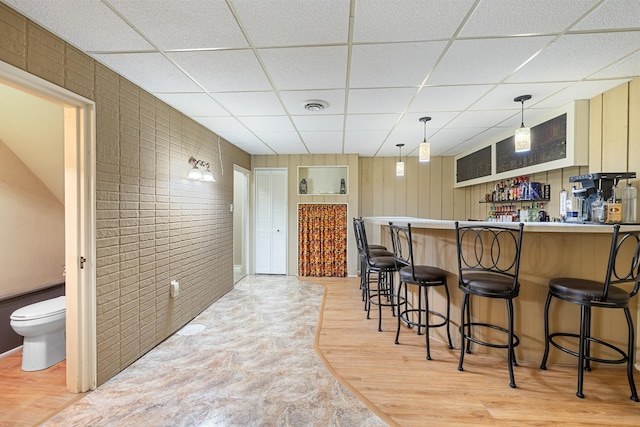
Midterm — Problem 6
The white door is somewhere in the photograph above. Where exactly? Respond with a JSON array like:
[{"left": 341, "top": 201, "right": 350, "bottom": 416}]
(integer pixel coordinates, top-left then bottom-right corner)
[{"left": 255, "top": 168, "right": 287, "bottom": 274}]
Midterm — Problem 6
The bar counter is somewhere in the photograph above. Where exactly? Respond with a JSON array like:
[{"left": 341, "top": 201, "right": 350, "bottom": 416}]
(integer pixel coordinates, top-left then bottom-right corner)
[{"left": 364, "top": 217, "right": 640, "bottom": 369}]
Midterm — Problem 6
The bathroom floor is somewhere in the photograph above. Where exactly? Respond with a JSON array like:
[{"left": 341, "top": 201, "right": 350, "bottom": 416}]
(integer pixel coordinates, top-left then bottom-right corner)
[{"left": 0, "top": 352, "right": 83, "bottom": 426}]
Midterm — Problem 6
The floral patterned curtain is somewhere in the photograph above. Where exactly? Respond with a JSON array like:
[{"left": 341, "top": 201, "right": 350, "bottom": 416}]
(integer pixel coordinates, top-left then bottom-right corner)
[{"left": 298, "top": 204, "right": 348, "bottom": 277}]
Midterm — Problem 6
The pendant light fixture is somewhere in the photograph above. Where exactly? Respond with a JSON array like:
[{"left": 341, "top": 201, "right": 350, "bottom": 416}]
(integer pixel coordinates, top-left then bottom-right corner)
[
  {"left": 514, "top": 94, "right": 532, "bottom": 153},
  {"left": 418, "top": 116, "right": 431, "bottom": 162},
  {"left": 396, "top": 143, "right": 405, "bottom": 177}
]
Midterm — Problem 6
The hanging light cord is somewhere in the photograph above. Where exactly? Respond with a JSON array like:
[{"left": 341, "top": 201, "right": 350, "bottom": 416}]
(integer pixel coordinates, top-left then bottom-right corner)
[
  {"left": 423, "top": 120, "right": 427, "bottom": 143},
  {"left": 520, "top": 100, "right": 525, "bottom": 128}
]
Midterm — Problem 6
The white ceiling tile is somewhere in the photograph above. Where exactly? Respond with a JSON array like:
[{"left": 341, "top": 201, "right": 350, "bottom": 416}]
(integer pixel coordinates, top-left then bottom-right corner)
[
  {"left": 447, "top": 110, "right": 516, "bottom": 128},
  {"left": 410, "top": 85, "right": 494, "bottom": 112},
  {"left": 192, "top": 117, "right": 246, "bottom": 133},
  {"left": 237, "top": 116, "right": 295, "bottom": 132},
  {"left": 394, "top": 112, "right": 462, "bottom": 132},
  {"left": 344, "top": 130, "right": 391, "bottom": 153},
  {"left": 168, "top": 50, "right": 271, "bottom": 92},
  {"left": 231, "top": 141, "right": 275, "bottom": 155},
  {"left": 231, "top": 0, "right": 350, "bottom": 46},
  {"left": 346, "top": 114, "right": 402, "bottom": 131},
  {"left": 428, "top": 37, "right": 555, "bottom": 85},
  {"left": 507, "top": 32, "right": 640, "bottom": 83},
  {"left": 291, "top": 116, "right": 344, "bottom": 132},
  {"left": 300, "top": 132, "right": 344, "bottom": 145},
  {"left": 353, "top": 0, "right": 476, "bottom": 42},
  {"left": 459, "top": 0, "right": 600, "bottom": 37},
  {"left": 258, "top": 46, "right": 348, "bottom": 90},
  {"left": 215, "top": 130, "right": 260, "bottom": 143},
  {"left": 589, "top": 50, "right": 640, "bottom": 80},
  {"left": 153, "top": 93, "right": 229, "bottom": 117},
  {"left": 212, "top": 92, "right": 286, "bottom": 116},
  {"left": 3, "top": 0, "right": 153, "bottom": 51},
  {"left": 265, "top": 139, "right": 309, "bottom": 155},
  {"left": 108, "top": 0, "right": 248, "bottom": 50},
  {"left": 572, "top": 0, "right": 640, "bottom": 31},
  {"left": 536, "top": 80, "right": 631, "bottom": 109},
  {"left": 279, "top": 90, "right": 346, "bottom": 115},
  {"left": 307, "top": 143, "right": 345, "bottom": 154},
  {"left": 255, "top": 131, "right": 302, "bottom": 146},
  {"left": 350, "top": 41, "right": 447, "bottom": 88},
  {"left": 469, "top": 82, "right": 572, "bottom": 110},
  {"left": 94, "top": 53, "right": 202, "bottom": 92},
  {"left": 347, "top": 88, "right": 418, "bottom": 114}
]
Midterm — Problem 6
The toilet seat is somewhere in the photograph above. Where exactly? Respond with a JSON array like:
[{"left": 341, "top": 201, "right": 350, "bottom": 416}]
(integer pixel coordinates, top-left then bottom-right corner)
[{"left": 10, "top": 296, "right": 65, "bottom": 321}]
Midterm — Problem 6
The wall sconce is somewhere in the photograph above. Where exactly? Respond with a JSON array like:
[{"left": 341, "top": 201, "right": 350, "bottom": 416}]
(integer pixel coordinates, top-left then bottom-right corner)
[
  {"left": 396, "top": 143, "right": 405, "bottom": 177},
  {"left": 418, "top": 116, "right": 431, "bottom": 162},
  {"left": 188, "top": 156, "right": 215, "bottom": 182},
  {"left": 514, "top": 94, "right": 532, "bottom": 153}
]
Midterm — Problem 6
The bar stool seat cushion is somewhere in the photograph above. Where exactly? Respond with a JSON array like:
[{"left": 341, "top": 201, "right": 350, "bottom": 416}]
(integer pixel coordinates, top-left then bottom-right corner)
[
  {"left": 369, "top": 244, "right": 387, "bottom": 250},
  {"left": 399, "top": 265, "right": 447, "bottom": 282},
  {"left": 368, "top": 256, "right": 397, "bottom": 269},
  {"left": 549, "top": 278, "right": 630, "bottom": 305},
  {"left": 461, "top": 272, "right": 519, "bottom": 296},
  {"left": 370, "top": 248, "right": 394, "bottom": 257}
]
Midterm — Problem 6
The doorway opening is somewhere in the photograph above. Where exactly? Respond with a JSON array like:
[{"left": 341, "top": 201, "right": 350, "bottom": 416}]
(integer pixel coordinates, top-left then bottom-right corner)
[
  {"left": 0, "top": 61, "right": 96, "bottom": 393},
  {"left": 233, "top": 166, "right": 250, "bottom": 283}
]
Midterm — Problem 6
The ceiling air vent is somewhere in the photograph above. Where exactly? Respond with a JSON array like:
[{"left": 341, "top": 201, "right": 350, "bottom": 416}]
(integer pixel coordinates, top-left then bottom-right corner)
[{"left": 303, "top": 100, "right": 329, "bottom": 111}]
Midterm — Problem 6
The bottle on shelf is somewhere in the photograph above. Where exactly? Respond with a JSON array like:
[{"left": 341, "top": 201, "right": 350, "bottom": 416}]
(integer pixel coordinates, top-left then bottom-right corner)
[
  {"left": 622, "top": 182, "right": 637, "bottom": 223},
  {"left": 606, "top": 183, "right": 622, "bottom": 223},
  {"left": 559, "top": 188, "right": 568, "bottom": 222},
  {"left": 591, "top": 189, "right": 606, "bottom": 223},
  {"left": 566, "top": 186, "right": 582, "bottom": 222}
]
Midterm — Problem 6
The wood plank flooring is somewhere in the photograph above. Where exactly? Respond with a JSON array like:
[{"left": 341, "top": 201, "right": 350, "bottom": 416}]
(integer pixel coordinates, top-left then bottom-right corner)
[
  {"left": 310, "top": 276, "right": 640, "bottom": 426},
  {"left": 0, "top": 352, "right": 84, "bottom": 427}
]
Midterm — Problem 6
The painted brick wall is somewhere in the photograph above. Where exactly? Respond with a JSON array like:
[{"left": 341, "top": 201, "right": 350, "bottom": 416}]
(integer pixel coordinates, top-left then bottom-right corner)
[{"left": 0, "top": 4, "right": 251, "bottom": 385}]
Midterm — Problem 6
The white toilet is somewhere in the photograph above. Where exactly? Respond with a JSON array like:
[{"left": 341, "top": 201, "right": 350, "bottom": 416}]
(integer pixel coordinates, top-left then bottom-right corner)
[{"left": 10, "top": 296, "right": 66, "bottom": 371}]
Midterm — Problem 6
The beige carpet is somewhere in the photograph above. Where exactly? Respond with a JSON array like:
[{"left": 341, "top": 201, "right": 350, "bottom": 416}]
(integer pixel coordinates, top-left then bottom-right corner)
[{"left": 42, "top": 275, "right": 386, "bottom": 426}]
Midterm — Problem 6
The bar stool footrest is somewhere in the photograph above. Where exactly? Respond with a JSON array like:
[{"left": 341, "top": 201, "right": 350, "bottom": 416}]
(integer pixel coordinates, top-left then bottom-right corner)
[
  {"left": 399, "top": 308, "right": 448, "bottom": 331},
  {"left": 460, "top": 322, "right": 520, "bottom": 350},
  {"left": 548, "top": 332, "right": 628, "bottom": 365}
]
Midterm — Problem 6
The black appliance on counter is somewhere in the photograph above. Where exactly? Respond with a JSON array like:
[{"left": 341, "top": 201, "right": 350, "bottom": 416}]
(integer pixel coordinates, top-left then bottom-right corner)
[{"left": 569, "top": 172, "right": 636, "bottom": 221}]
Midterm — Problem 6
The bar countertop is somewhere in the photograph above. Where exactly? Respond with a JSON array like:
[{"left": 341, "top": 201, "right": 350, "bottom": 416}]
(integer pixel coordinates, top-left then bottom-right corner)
[{"left": 364, "top": 216, "right": 640, "bottom": 233}]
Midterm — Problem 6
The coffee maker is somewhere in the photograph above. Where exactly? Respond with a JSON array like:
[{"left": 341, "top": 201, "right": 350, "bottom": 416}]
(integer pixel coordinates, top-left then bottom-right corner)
[{"left": 569, "top": 172, "right": 636, "bottom": 221}]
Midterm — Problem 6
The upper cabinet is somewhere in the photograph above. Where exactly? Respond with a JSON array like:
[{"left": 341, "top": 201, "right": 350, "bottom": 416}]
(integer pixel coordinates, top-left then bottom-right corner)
[
  {"left": 454, "top": 100, "right": 589, "bottom": 188},
  {"left": 297, "top": 166, "right": 348, "bottom": 195}
]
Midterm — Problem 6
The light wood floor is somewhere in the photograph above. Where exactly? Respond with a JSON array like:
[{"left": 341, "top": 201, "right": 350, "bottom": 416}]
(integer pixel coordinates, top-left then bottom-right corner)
[
  {"left": 0, "top": 352, "right": 84, "bottom": 426},
  {"left": 310, "top": 276, "right": 640, "bottom": 426},
  {"left": 2, "top": 275, "right": 639, "bottom": 426}
]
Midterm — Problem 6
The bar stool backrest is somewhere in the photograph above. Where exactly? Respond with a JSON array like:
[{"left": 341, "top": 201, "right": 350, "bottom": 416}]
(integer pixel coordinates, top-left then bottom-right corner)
[
  {"left": 454, "top": 222, "right": 525, "bottom": 293},
  {"left": 389, "top": 223, "right": 415, "bottom": 277},
  {"left": 354, "top": 218, "right": 373, "bottom": 264},
  {"left": 602, "top": 224, "right": 640, "bottom": 300}
]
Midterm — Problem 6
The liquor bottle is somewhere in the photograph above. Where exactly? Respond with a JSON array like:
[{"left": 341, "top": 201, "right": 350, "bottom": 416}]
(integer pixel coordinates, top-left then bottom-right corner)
[
  {"left": 622, "top": 183, "right": 637, "bottom": 223},
  {"left": 559, "top": 188, "right": 568, "bottom": 222},
  {"left": 590, "top": 189, "right": 606, "bottom": 223},
  {"left": 606, "top": 183, "right": 622, "bottom": 223}
]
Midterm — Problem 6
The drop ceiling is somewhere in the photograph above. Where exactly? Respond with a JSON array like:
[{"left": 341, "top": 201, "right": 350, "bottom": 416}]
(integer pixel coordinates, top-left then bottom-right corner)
[{"left": 4, "top": 0, "right": 639, "bottom": 157}]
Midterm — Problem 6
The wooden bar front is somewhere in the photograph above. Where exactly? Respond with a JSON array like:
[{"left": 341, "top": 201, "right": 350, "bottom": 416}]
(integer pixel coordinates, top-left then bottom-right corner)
[{"left": 365, "top": 217, "right": 640, "bottom": 368}]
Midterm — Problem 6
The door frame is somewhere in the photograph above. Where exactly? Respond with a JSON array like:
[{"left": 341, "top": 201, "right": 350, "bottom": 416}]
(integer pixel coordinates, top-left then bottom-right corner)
[
  {"left": 0, "top": 61, "right": 97, "bottom": 393},
  {"left": 233, "top": 165, "right": 250, "bottom": 282}
]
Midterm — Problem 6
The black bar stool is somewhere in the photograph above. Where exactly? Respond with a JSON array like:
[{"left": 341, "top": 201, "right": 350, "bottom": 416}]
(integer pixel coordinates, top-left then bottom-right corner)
[
  {"left": 354, "top": 218, "right": 401, "bottom": 332},
  {"left": 454, "top": 222, "right": 524, "bottom": 388},
  {"left": 540, "top": 224, "right": 640, "bottom": 401},
  {"left": 389, "top": 223, "right": 452, "bottom": 360},
  {"left": 353, "top": 218, "right": 390, "bottom": 303}
]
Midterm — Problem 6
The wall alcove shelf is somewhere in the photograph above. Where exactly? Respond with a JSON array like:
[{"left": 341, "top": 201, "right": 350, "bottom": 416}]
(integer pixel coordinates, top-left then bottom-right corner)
[{"left": 480, "top": 199, "right": 550, "bottom": 204}]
